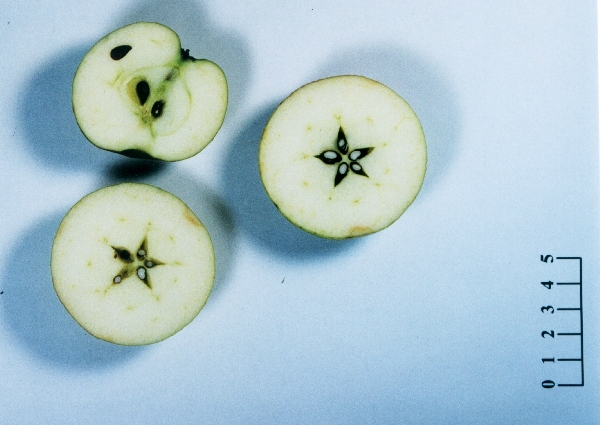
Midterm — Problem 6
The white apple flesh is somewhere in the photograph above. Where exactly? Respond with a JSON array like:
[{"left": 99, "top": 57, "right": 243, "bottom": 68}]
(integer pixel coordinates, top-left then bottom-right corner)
[
  {"left": 51, "top": 183, "right": 215, "bottom": 345},
  {"left": 259, "top": 75, "right": 427, "bottom": 239},
  {"left": 73, "top": 22, "right": 228, "bottom": 161}
]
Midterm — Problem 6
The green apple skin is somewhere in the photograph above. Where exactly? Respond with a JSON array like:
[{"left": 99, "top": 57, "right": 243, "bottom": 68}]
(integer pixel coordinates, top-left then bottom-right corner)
[
  {"left": 51, "top": 183, "right": 215, "bottom": 345},
  {"left": 259, "top": 75, "right": 427, "bottom": 239},
  {"left": 72, "top": 22, "right": 228, "bottom": 161}
]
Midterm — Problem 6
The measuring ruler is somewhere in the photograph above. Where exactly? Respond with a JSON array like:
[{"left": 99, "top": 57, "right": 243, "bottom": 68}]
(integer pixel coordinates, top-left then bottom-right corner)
[{"left": 539, "top": 256, "right": 584, "bottom": 388}]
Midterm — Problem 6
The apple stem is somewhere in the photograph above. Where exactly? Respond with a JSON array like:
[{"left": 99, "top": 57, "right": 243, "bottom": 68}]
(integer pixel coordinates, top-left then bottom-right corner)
[{"left": 181, "top": 48, "right": 196, "bottom": 61}]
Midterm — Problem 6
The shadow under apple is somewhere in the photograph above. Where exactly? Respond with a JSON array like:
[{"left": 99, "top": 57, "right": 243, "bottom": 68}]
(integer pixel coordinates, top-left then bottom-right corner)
[
  {"left": 220, "top": 103, "right": 359, "bottom": 259},
  {"left": 313, "top": 45, "right": 462, "bottom": 198},
  {"left": 103, "top": 161, "right": 237, "bottom": 301},
  {"left": 1, "top": 214, "right": 144, "bottom": 369},
  {"left": 18, "top": 45, "right": 117, "bottom": 172}
]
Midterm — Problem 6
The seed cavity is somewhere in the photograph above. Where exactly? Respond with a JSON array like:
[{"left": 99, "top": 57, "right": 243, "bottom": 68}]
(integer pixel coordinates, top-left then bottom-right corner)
[
  {"left": 316, "top": 127, "right": 374, "bottom": 187},
  {"left": 315, "top": 150, "right": 341, "bottom": 165},
  {"left": 110, "top": 45, "right": 132, "bottom": 60},
  {"left": 136, "top": 81, "right": 150, "bottom": 105},
  {"left": 151, "top": 100, "right": 165, "bottom": 118},
  {"left": 335, "top": 162, "right": 349, "bottom": 186},
  {"left": 110, "top": 238, "right": 162, "bottom": 289},
  {"left": 350, "top": 162, "right": 368, "bottom": 177},
  {"left": 113, "top": 247, "right": 133, "bottom": 263},
  {"left": 337, "top": 128, "right": 349, "bottom": 154}
]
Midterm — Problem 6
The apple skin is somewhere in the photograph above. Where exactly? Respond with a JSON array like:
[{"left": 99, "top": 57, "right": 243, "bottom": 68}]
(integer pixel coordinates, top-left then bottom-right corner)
[
  {"left": 259, "top": 75, "right": 427, "bottom": 239},
  {"left": 72, "top": 22, "right": 228, "bottom": 162},
  {"left": 50, "top": 183, "right": 215, "bottom": 345}
]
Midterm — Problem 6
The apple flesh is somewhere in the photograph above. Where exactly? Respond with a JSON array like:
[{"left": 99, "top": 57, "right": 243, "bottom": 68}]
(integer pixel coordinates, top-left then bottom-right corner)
[
  {"left": 259, "top": 75, "right": 427, "bottom": 239},
  {"left": 51, "top": 183, "right": 215, "bottom": 345},
  {"left": 73, "top": 22, "right": 228, "bottom": 161}
]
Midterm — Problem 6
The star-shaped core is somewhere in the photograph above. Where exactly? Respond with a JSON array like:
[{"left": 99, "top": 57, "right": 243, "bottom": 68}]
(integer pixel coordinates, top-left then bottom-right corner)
[
  {"left": 315, "top": 127, "right": 374, "bottom": 187},
  {"left": 111, "top": 238, "right": 164, "bottom": 289}
]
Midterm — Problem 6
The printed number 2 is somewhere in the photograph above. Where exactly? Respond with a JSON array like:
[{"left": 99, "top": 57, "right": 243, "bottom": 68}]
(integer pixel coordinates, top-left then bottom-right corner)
[{"left": 541, "top": 255, "right": 554, "bottom": 263}]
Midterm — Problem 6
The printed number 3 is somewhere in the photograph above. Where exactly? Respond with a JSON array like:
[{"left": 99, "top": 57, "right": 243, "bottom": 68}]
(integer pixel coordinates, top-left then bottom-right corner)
[{"left": 541, "top": 306, "right": 554, "bottom": 314}]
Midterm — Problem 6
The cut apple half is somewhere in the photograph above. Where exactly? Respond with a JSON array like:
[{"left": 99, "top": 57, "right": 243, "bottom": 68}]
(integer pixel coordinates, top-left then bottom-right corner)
[
  {"left": 73, "top": 22, "right": 228, "bottom": 161},
  {"left": 259, "top": 75, "right": 427, "bottom": 239},
  {"left": 51, "top": 183, "right": 215, "bottom": 345}
]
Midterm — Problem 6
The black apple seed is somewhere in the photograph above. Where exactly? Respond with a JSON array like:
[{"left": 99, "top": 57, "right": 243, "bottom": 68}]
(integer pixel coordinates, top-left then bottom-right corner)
[
  {"left": 151, "top": 100, "right": 165, "bottom": 118},
  {"left": 110, "top": 45, "right": 132, "bottom": 60},
  {"left": 136, "top": 81, "right": 150, "bottom": 105}
]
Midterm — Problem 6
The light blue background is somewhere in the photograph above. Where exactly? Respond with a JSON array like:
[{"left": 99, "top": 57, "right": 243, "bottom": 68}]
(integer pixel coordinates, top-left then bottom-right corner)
[{"left": 0, "top": 1, "right": 598, "bottom": 423}]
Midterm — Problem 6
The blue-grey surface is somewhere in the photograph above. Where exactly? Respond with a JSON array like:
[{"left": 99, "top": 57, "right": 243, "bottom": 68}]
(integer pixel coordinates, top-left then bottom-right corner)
[{"left": 0, "top": 1, "right": 598, "bottom": 423}]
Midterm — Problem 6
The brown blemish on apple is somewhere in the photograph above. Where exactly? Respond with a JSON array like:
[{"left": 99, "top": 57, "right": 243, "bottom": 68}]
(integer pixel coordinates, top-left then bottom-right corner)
[
  {"left": 183, "top": 209, "right": 200, "bottom": 227},
  {"left": 348, "top": 226, "right": 371, "bottom": 237}
]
